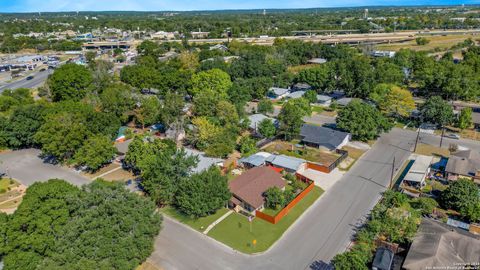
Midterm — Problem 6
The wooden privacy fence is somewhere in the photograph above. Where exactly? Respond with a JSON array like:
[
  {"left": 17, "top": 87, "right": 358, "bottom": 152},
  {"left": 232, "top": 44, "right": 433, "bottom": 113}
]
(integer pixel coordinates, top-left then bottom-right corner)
[{"left": 255, "top": 181, "right": 315, "bottom": 224}]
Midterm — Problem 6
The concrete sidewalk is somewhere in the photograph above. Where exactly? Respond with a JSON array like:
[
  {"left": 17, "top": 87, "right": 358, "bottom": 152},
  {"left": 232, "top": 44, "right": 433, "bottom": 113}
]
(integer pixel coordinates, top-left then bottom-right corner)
[{"left": 203, "top": 210, "right": 233, "bottom": 234}]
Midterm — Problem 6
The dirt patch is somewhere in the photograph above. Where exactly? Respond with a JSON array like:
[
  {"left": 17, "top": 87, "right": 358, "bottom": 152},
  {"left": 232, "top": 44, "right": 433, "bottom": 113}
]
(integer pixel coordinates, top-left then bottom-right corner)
[
  {"left": 82, "top": 163, "right": 121, "bottom": 179},
  {"left": 263, "top": 140, "right": 340, "bottom": 165},
  {"left": 100, "top": 168, "right": 135, "bottom": 182},
  {"left": 415, "top": 143, "right": 450, "bottom": 157}
]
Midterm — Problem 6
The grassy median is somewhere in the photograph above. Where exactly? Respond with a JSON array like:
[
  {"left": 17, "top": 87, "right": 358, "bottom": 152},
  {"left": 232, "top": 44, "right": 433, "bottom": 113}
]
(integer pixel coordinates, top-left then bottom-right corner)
[{"left": 207, "top": 186, "right": 323, "bottom": 254}]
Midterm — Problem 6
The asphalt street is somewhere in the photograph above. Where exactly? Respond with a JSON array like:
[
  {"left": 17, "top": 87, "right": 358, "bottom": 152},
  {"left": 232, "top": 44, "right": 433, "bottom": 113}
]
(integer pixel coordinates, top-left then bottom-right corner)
[
  {"left": 0, "top": 149, "right": 90, "bottom": 186},
  {"left": 0, "top": 69, "right": 52, "bottom": 93},
  {"left": 149, "top": 128, "right": 419, "bottom": 270}
]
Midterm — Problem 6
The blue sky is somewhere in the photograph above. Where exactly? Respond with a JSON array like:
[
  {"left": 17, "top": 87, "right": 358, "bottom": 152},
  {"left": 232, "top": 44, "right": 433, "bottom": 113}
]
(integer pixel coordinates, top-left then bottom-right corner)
[{"left": 0, "top": 0, "right": 478, "bottom": 12}]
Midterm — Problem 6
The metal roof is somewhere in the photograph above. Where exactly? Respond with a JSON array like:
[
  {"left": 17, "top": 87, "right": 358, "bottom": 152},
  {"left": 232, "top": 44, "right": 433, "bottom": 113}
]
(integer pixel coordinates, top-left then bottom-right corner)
[{"left": 266, "top": 154, "right": 305, "bottom": 172}]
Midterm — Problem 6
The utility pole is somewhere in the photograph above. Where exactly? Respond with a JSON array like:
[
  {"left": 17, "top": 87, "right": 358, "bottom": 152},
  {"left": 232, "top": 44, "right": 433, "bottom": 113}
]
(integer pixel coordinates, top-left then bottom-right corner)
[
  {"left": 439, "top": 127, "right": 445, "bottom": 148},
  {"left": 413, "top": 128, "right": 420, "bottom": 153},
  {"left": 390, "top": 156, "right": 396, "bottom": 189}
]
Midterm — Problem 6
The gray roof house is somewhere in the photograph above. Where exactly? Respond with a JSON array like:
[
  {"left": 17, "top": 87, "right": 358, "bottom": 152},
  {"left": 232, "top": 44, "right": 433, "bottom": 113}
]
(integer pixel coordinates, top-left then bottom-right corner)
[
  {"left": 286, "top": 91, "right": 306, "bottom": 99},
  {"left": 268, "top": 87, "right": 290, "bottom": 99},
  {"left": 315, "top": 95, "right": 332, "bottom": 106},
  {"left": 184, "top": 148, "right": 224, "bottom": 173},
  {"left": 403, "top": 218, "right": 480, "bottom": 270},
  {"left": 336, "top": 97, "right": 354, "bottom": 107},
  {"left": 445, "top": 150, "right": 480, "bottom": 181},
  {"left": 247, "top": 114, "right": 278, "bottom": 132},
  {"left": 239, "top": 152, "right": 272, "bottom": 168},
  {"left": 292, "top": 83, "right": 312, "bottom": 91},
  {"left": 300, "top": 124, "right": 351, "bottom": 151},
  {"left": 265, "top": 154, "right": 306, "bottom": 173}
]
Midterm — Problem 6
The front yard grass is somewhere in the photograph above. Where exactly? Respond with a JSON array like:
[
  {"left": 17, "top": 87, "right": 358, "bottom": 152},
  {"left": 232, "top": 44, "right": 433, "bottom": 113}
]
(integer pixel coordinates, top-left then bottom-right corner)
[
  {"left": 160, "top": 206, "right": 229, "bottom": 232},
  {"left": 207, "top": 186, "right": 323, "bottom": 254}
]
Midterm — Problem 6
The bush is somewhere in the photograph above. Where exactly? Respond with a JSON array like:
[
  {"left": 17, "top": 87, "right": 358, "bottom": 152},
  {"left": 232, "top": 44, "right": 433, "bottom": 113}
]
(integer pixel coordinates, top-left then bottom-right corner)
[
  {"left": 264, "top": 186, "right": 285, "bottom": 210},
  {"left": 411, "top": 197, "right": 438, "bottom": 215}
]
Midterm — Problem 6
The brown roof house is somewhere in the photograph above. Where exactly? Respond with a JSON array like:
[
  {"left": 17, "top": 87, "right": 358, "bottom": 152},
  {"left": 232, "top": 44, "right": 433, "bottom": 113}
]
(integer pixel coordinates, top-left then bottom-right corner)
[
  {"left": 403, "top": 218, "right": 480, "bottom": 270},
  {"left": 445, "top": 150, "right": 480, "bottom": 182},
  {"left": 229, "top": 167, "right": 286, "bottom": 214}
]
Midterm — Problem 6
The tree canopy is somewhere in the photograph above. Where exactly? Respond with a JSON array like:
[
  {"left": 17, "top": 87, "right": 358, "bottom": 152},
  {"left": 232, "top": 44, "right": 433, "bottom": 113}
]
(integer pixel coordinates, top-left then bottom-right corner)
[{"left": 337, "top": 100, "right": 392, "bottom": 141}]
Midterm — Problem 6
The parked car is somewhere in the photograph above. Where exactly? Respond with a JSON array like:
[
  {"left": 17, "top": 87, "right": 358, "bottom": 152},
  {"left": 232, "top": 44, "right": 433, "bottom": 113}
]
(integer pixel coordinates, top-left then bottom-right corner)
[
  {"left": 446, "top": 133, "right": 460, "bottom": 139},
  {"left": 26, "top": 75, "right": 34, "bottom": 80}
]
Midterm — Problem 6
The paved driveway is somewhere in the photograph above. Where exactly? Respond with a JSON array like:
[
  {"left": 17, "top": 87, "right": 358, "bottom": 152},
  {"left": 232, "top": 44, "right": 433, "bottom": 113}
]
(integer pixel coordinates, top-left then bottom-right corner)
[{"left": 0, "top": 149, "right": 90, "bottom": 186}]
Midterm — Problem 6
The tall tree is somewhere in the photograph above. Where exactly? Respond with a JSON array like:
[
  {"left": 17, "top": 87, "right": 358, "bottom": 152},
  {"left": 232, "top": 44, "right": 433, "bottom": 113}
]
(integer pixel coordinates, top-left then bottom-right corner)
[
  {"left": 73, "top": 135, "right": 116, "bottom": 171},
  {"left": 175, "top": 167, "right": 230, "bottom": 218},
  {"left": 39, "top": 181, "right": 162, "bottom": 270},
  {"left": 278, "top": 98, "right": 310, "bottom": 140},
  {"left": 421, "top": 96, "right": 454, "bottom": 127},
  {"left": 2, "top": 180, "right": 81, "bottom": 270},
  {"left": 370, "top": 84, "right": 415, "bottom": 117},
  {"left": 440, "top": 179, "right": 480, "bottom": 222},
  {"left": 141, "top": 148, "right": 198, "bottom": 205},
  {"left": 457, "top": 108, "right": 473, "bottom": 130},
  {"left": 48, "top": 63, "right": 93, "bottom": 101},
  {"left": 337, "top": 100, "right": 392, "bottom": 141}
]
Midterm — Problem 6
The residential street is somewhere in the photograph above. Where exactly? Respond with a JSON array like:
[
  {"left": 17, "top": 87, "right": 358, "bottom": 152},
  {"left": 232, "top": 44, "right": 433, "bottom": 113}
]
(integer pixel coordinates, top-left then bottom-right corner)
[
  {"left": 149, "top": 128, "right": 418, "bottom": 270},
  {"left": 0, "top": 149, "right": 90, "bottom": 186}
]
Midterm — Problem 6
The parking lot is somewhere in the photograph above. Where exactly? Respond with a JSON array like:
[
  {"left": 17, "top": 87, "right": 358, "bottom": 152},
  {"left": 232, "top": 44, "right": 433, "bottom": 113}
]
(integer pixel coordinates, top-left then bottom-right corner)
[{"left": 0, "top": 149, "right": 90, "bottom": 186}]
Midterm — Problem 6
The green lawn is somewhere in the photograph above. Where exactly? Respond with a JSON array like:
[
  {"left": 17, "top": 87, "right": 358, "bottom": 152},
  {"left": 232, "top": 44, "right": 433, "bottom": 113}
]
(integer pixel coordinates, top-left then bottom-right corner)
[
  {"left": 207, "top": 186, "right": 323, "bottom": 254},
  {"left": 311, "top": 106, "right": 324, "bottom": 114},
  {"left": 160, "top": 207, "right": 229, "bottom": 232},
  {"left": 0, "top": 178, "right": 17, "bottom": 193}
]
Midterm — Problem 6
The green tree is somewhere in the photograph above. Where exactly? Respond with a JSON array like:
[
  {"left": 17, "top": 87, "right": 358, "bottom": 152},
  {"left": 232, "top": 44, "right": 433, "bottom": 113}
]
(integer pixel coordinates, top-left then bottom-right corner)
[
  {"left": 190, "top": 68, "right": 232, "bottom": 98},
  {"left": 457, "top": 108, "right": 473, "bottom": 130},
  {"left": 257, "top": 99, "right": 274, "bottom": 114},
  {"left": 304, "top": 90, "right": 318, "bottom": 104},
  {"left": 258, "top": 118, "right": 276, "bottom": 138},
  {"left": 175, "top": 167, "right": 231, "bottom": 218},
  {"left": 34, "top": 111, "right": 91, "bottom": 161},
  {"left": 440, "top": 179, "right": 480, "bottom": 222},
  {"left": 337, "top": 100, "right": 392, "bottom": 141},
  {"left": 73, "top": 135, "right": 116, "bottom": 171},
  {"left": 124, "top": 136, "right": 176, "bottom": 172},
  {"left": 39, "top": 180, "right": 162, "bottom": 270},
  {"left": 100, "top": 83, "right": 135, "bottom": 122},
  {"left": 264, "top": 186, "right": 285, "bottom": 209},
  {"left": 278, "top": 99, "right": 310, "bottom": 140},
  {"left": 370, "top": 84, "right": 415, "bottom": 117},
  {"left": 2, "top": 180, "right": 81, "bottom": 270},
  {"left": 134, "top": 96, "right": 161, "bottom": 129},
  {"left": 411, "top": 197, "right": 439, "bottom": 215},
  {"left": 421, "top": 96, "right": 454, "bottom": 127},
  {"left": 48, "top": 63, "right": 93, "bottom": 102},
  {"left": 238, "top": 136, "right": 257, "bottom": 156},
  {"left": 141, "top": 148, "right": 198, "bottom": 205},
  {"left": 4, "top": 103, "right": 47, "bottom": 148},
  {"left": 296, "top": 65, "right": 333, "bottom": 91},
  {"left": 160, "top": 92, "right": 185, "bottom": 126}
]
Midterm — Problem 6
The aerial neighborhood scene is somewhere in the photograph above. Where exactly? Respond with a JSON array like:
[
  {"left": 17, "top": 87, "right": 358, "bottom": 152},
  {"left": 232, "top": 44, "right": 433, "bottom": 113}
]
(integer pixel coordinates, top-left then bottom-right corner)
[{"left": 1, "top": 0, "right": 480, "bottom": 269}]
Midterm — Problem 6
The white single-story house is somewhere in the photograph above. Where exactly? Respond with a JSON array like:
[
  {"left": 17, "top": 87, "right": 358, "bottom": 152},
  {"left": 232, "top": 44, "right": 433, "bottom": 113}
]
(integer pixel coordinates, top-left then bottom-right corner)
[{"left": 403, "top": 155, "right": 433, "bottom": 188}]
